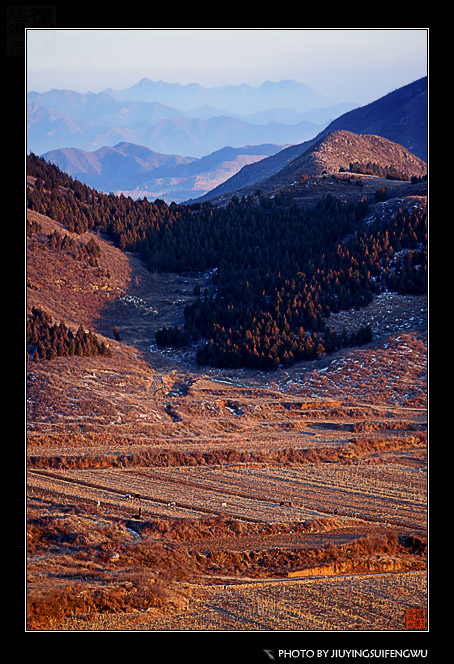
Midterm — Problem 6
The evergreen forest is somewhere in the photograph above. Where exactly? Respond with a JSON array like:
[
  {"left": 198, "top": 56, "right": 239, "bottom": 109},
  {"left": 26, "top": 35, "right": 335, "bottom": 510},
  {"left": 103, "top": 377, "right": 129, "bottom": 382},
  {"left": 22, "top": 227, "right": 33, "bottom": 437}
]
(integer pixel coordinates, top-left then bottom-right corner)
[
  {"left": 27, "top": 306, "right": 112, "bottom": 361},
  {"left": 27, "top": 153, "right": 427, "bottom": 370}
]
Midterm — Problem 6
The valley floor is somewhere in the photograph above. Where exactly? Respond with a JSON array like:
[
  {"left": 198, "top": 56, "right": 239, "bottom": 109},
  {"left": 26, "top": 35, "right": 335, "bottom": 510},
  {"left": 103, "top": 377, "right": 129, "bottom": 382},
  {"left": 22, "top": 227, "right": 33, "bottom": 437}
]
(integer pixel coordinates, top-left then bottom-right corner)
[{"left": 26, "top": 321, "right": 428, "bottom": 632}]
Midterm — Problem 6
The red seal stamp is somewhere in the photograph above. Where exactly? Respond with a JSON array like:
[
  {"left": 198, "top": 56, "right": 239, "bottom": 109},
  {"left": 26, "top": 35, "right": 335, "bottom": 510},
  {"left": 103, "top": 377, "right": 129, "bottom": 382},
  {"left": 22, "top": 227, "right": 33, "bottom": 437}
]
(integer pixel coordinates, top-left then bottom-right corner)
[{"left": 406, "top": 608, "right": 426, "bottom": 629}]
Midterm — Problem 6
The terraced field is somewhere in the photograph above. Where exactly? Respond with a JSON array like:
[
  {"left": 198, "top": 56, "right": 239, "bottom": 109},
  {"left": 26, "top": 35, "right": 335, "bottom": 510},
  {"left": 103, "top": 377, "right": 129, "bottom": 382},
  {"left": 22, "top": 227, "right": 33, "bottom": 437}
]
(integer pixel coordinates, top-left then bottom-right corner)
[
  {"left": 29, "top": 457, "right": 426, "bottom": 528},
  {"left": 26, "top": 203, "right": 428, "bottom": 633}
]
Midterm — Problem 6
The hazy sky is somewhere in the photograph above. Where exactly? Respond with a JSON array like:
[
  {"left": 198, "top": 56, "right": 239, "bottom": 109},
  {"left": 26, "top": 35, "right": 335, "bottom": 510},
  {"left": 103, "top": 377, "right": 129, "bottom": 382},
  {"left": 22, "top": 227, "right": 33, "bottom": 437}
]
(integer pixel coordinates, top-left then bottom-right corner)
[{"left": 26, "top": 28, "right": 428, "bottom": 106}]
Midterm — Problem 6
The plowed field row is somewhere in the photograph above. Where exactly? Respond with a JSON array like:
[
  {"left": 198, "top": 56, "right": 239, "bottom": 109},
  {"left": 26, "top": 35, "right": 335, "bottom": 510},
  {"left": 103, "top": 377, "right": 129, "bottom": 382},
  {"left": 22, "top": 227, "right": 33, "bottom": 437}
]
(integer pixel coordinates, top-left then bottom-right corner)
[
  {"left": 28, "top": 468, "right": 326, "bottom": 524},
  {"left": 130, "top": 463, "right": 427, "bottom": 529},
  {"left": 28, "top": 470, "right": 206, "bottom": 520},
  {"left": 28, "top": 455, "right": 427, "bottom": 530}
]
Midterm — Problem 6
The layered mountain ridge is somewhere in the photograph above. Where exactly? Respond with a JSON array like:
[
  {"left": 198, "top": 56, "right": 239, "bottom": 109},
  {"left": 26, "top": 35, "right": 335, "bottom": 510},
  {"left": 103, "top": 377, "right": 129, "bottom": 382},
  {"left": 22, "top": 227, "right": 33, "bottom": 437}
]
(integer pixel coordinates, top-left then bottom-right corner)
[
  {"left": 27, "top": 79, "right": 343, "bottom": 158},
  {"left": 28, "top": 76, "right": 427, "bottom": 204},
  {"left": 41, "top": 143, "right": 284, "bottom": 202},
  {"left": 195, "top": 77, "right": 427, "bottom": 203}
]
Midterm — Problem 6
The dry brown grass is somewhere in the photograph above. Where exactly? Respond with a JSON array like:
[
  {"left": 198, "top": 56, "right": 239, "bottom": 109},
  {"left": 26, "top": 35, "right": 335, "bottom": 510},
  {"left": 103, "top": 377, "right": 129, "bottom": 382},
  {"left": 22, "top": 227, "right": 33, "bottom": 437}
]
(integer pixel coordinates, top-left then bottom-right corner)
[
  {"left": 26, "top": 572, "right": 184, "bottom": 631},
  {"left": 27, "top": 493, "right": 426, "bottom": 631},
  {"left": 27, "top": 432, "right": 426, "bottom": 472},
  {"left": 26, "top": 197, "right": 428, "bottom": 632},
  {"left": 192, "top": 532, "right": 426, "bottom": 579}
]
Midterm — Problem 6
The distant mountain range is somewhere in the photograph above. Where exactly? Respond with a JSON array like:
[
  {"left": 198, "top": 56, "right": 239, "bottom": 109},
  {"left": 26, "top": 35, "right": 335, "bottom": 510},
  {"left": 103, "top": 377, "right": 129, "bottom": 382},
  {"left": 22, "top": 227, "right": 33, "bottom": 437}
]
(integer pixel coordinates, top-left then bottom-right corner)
[
  {"left": 102, "top": 78, "right": 333, "bottom": 114},
  {"left": 28, "top": 76, "right": 427, "bottom": 203},
  {"left": 195, "top": 77, "right": 428, "bottom": 202},
  {"left": 28, "top": 78, "right": 359, "bottom": 200},
  {"left": 27, "top": 79, "right": 354, "bottom": 158},
  {"left": 41, "top": 142, "right": 284, "bottom": 202},
  {"left": 27, "top": 80, "right": 353, "bottom": 129}
]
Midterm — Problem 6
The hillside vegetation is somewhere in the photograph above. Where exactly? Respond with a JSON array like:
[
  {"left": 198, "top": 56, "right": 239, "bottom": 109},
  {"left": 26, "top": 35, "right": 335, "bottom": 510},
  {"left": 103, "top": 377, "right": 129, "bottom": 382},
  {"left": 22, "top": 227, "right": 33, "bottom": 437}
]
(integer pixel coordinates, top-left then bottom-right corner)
[
  {"left": 27, "top": 132, "right": 427, "bottom": 371},
  {"left": 26, "top": 128, "right": 428, "bottom": 631}
]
